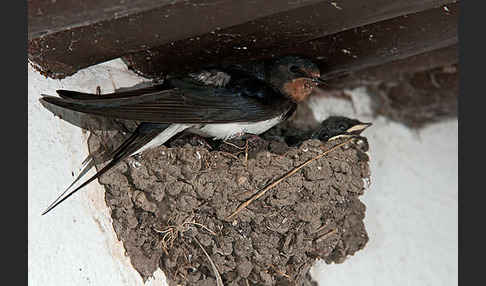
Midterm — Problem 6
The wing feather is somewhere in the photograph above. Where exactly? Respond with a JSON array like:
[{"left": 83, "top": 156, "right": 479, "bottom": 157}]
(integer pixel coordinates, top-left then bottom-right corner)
[{"left": 41, "top": 84, "right": 294, "bottom": 124}]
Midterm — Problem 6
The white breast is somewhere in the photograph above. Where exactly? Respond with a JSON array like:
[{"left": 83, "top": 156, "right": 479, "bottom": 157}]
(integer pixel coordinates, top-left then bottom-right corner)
[
  {"left": 189, "top": 116, "right": 283, "bottom": 140},
  {"left": 133, "top": 123, "right": 191, "bottom": 155},
  {"left": 132, "top": 115, "right": 283, "bottom": 156}
]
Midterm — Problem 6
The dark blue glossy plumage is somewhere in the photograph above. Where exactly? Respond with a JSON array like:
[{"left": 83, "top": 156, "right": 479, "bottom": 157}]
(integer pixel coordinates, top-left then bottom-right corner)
[{"left": 39, "top": 56, "right": 323, "bottom": 215}]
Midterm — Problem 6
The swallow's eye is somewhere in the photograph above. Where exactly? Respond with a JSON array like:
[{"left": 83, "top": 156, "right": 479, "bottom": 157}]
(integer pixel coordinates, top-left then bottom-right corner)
[{"left": 338, "top": 124, "right": 346, "bottom": 131}]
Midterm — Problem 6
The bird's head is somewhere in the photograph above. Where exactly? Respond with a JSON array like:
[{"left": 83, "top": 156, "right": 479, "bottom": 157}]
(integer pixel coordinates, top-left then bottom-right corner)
[
  {"left": 311, "top": 116, "right": 372, "bottom": 142},
  {"left": 269, "top": 56, "right": 323, "bottom": 102}
]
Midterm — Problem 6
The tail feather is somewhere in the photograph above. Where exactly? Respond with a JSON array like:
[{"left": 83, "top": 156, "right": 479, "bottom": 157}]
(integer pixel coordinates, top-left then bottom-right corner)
[
  {"left": 56, "top": 90, "right": 95, "bottom": 100},
  {"left": 41, "top": 123, "right": 166, "bottom": 215},
  {"left": 39, "top": 96, "right": 138, "bottom": 132},
  {"left": 43, "top": 158, "right": 96, "bottom": 214},
  {"left": 56, "top": 84, "right": 168, "bottom": 101}
]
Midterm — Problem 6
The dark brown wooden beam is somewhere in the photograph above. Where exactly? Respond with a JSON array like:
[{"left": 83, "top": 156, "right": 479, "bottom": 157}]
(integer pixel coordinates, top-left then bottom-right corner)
[
  {"left": 28, "top": 0, "right": 456, "bottom": 79},
  {"left": 28, "top": 0, "right": 324, "bottom": 77},
  {"left": 326, "top": 44, "right": 458, "bottom": 88},
  {"left": 310, "top": 3, "right": 458, "bottom": 80},
  {"left": 29, "top": 0, "right": 335, "bottom": 40},
  {"left": 123, "top": 3, "right": 458, "bottom": 79},
  {"left": 29, "top": 0, "right": 175, "bottom": 40}
]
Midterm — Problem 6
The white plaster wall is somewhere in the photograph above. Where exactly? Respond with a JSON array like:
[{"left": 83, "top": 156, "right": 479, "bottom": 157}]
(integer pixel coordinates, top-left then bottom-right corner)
[
  {"left": 28, "top": 60, "right": 457, "bottom": 285},
  {"left": 28, "top": 59, "right": 167, "bottom": 286}
]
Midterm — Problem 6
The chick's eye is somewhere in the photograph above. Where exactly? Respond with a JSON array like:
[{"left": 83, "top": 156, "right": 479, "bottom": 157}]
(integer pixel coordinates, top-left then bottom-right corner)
[
  {"left": 289, "top": 65, "right": 300, "bottom": 74},
  {"left": 338, "top": 124, "right": 346, "bottom": 131},
  {"left": 320, "top": 133, "right": 330, "bottom": 140}
]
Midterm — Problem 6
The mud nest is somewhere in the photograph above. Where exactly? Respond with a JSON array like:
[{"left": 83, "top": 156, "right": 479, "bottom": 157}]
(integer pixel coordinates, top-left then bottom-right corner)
[{"left": 88, "top": 130, "right": 371, "bottom": 286}]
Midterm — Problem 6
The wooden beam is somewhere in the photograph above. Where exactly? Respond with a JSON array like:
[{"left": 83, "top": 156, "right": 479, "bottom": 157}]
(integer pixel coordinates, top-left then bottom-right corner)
[
  {"left": 326, "top": 44, "right": 458, "bottom": 88},
  {"left": 123, "top": 3, "right": 458, "bottom": 79},
  {"left": 28, "top": 0, "right": 455, "bottom": 79}
]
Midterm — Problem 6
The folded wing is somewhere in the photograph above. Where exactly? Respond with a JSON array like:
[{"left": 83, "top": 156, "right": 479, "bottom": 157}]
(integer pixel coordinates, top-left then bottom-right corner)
[{"left": 40, "top": 81, "right": 292, "bottom": 124}]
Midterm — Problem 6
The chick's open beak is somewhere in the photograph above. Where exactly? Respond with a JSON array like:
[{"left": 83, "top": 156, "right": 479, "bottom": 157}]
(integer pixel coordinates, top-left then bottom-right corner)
[
  {"left": 346, "top": 122, "right": 373, "bottom": 134},
  {"left": 312, "top": 77, "right": 327, "bottom": 85},
  {"left": 293, "top": 68, "right": 325, "bottom": 86}
]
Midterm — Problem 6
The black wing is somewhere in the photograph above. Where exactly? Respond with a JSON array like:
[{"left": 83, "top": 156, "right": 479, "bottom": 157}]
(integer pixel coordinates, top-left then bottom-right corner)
[
  {"left": 40, "top": 78, "right": 293, "bottom": 124},
  {"left": 55, "top": 83, "right": 169, "bottom": 100},
  {"left": 40, "top": 84, "right": 171, "bottom": 131},
  {"left": 40, "top": 98, "right": 139, "bottom": 131}
]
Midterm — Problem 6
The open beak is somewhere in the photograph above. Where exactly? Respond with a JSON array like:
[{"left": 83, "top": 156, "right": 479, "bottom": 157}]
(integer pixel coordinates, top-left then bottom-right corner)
[
  {"left": 311, "top": 77, "right": 327, "bottom": 85},
  {"left": 328, "top": 122, "right": 372, "bottom": 141},
  {"left": 294, "top": 69, "right": 326, "bottom": 86},
  {"left": 346, "top": 122, "right": 372, "bottom": 135}
]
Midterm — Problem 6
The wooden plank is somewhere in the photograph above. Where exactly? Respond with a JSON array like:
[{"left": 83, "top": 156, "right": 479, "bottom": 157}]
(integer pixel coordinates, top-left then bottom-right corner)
[
  {"left": 28, "top": 0, "right": 324, "bottom": 77},
  {"left": 326, "top": 44, "right": 458, "bottom": 88},
  {"left": 123, "top": 3, "right": 458, "bottom": 79},
  {"left": 309, "top": 3, "right": 458, "bottom": 80},
  {"left": 28, "top": 0, "right": 455, "bottom": 79},
  {"left": 29, "top": 0, "right": 177, "bottom": 40}
]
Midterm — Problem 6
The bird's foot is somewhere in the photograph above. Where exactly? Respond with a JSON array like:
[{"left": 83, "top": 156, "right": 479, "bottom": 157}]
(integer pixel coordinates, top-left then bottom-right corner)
[
  {"left": 194, "top": 135, "right": 214, "bottom": 150},
  {"left": 221, "top": 138, "right": 249, "bottom": 165},
  {"left": 168, "top": 134, "right": 214, "bottom": 149},
  {"left": 246, "top": 134, "right": 265, "bottom": 144},
  {"left": 222, "top": 139, "right": 246, "bottom": 150}
]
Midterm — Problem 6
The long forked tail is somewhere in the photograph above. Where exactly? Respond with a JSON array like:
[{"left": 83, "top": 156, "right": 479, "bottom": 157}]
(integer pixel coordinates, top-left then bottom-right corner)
[
  {"left": 44, "top": 158, "right": 96, "bottom": 213},
  {"left": 41, "top": 123, "right": 166, "bottom": 215}
]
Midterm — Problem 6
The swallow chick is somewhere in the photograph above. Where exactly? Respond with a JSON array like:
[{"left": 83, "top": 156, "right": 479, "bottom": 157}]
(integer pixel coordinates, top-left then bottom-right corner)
[
  {"left": 286, "top": 116, "right": 372, "bottom": 146},
  {"left": 40, "top": 56, "right": 323, "bottom": 215},
  {"left": 311, "top": 116, "right": 372, "bottom": 141}
]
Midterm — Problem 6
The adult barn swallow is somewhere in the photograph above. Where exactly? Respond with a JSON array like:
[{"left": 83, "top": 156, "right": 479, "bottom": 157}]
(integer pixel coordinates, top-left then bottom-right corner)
[
  {"left": 40, "top": 56, "right": 323, "bottom": 215},
  {"left": 286, "top": 116, "right": 372, "bottom": 146}
]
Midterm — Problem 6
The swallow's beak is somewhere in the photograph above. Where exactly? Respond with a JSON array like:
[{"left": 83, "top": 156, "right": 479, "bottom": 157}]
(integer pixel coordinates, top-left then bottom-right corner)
[
  {"left": 346, "top": 122, "right": 372, "bottom": 135},
  {"left": 294, "top": 69, "right": 326, "bottom": 86},
  {"left": 311, "top": 77, "right": 327, "bottom": 85},
  {"left": 328, "top": 122, "right": 372, "bottom": 141}
]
